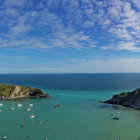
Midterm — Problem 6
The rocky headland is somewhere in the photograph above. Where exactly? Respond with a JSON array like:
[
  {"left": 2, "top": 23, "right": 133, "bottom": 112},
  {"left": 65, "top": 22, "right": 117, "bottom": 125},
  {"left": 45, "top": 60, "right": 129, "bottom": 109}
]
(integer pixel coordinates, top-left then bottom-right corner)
[
  {"left": 0, "top": 84, "right": 51, "bottom": 100},
  {"left": 102, "top": 88, "right": 140, "bottom": 110}
]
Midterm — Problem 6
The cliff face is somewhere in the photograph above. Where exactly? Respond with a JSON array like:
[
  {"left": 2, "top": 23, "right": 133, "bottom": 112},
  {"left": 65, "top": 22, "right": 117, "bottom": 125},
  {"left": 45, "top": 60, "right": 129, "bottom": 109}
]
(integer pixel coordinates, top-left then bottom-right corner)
[
  {"left": 0, "top": 84, "right": 51, "bottom": 100},
  {"left": 104, "top": 88, "right": 140, "bottom": 110}
]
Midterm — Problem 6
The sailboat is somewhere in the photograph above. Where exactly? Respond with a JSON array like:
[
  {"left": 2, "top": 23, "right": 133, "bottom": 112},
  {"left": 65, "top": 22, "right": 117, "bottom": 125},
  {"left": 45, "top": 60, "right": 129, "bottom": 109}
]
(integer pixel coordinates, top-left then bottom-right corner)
[{"left": 29, "top": 110, "right": 35, "bottom": 119}]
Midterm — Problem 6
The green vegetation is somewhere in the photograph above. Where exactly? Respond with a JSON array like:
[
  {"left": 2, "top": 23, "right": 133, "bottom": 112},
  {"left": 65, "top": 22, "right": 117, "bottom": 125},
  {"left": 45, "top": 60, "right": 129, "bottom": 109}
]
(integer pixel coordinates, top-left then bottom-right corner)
[
  {"left": 114, "top": 92, "right": 129, "bottom": 98},
  {"left": 0, "top": 83, "right": 51, "bottom": 100},
  {"left": 104, "top": 88, "right": 140, "bottom": 110},
  {"left": 0, "top": 84, "right": 15, "bottom": 97},
  {"left": 20, "top": 86, "right": 29, "bottom": 92}
]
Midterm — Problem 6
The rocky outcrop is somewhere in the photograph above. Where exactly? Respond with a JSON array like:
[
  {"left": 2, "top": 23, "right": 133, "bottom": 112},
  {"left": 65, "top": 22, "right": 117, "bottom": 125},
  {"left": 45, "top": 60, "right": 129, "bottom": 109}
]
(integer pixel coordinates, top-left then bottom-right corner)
[
  {"left": 103, "top": 88, "right": 140, "bottom": 110},
  {"left": 0, "top": 84, "right": 51, "bottom": 100}
]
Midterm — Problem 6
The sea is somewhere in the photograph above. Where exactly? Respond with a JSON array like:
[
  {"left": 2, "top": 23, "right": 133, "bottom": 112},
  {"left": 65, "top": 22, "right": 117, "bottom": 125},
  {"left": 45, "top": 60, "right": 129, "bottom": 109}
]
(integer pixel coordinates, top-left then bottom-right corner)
[{"left": 0, "top": 73, "right": 140, "bottom": 140}]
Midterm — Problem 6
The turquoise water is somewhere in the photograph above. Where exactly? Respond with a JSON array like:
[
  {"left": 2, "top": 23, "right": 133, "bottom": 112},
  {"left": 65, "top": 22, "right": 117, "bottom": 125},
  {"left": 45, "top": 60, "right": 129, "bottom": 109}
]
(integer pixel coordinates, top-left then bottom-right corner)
[{"left": 0, "top": 74, "right": 140, "bottom": 140}]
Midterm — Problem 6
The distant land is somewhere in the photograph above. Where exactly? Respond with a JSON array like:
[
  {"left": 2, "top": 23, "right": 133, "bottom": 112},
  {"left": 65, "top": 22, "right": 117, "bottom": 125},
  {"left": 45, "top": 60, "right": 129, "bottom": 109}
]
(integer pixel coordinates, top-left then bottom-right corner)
[{"left": 0, "top": 84, "right": 51, "bottom": 100}]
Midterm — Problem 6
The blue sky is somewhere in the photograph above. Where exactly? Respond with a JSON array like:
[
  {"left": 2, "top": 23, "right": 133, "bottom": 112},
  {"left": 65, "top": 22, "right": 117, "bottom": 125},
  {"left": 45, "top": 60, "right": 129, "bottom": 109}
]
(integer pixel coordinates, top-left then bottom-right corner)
[{"left": 0, "top": 0, "right": 140, "bottom": 73}]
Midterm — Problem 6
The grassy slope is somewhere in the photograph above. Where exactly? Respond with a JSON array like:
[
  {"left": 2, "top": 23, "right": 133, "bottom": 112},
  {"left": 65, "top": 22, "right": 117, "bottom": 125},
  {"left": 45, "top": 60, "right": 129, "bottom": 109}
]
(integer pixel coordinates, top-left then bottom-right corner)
[
  {"left": 0, "top": 84, "right": 15, "bottom": 97},
  {"left": 0, "top": 84, "right": 29, "bottom": 97}
]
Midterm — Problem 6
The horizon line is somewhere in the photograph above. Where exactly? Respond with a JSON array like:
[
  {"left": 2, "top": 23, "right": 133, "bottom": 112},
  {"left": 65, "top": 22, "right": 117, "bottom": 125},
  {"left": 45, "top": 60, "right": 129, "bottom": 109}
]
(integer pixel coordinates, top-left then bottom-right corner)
[{"left": 0, "top": 72, "right": 140, "bottom": 74}]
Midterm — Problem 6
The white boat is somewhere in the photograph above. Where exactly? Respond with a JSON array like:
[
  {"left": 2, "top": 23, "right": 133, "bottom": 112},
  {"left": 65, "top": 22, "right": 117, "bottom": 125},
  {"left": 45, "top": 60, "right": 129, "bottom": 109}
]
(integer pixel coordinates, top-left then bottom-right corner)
[
  {"left": 29, "top": 115, "right": 35, "bottom": 119},
  {"left": 2, "top": 136, "right": 8, "bottom": 139},
  {"left": 18, "top": 104, "right": 22, "bottom": 107},
  {"left": 29, "top": 110, "right": 35, "bottom": 119},
  {"left": 26, "top": 108, "right": 31, "bottom": 112},
  {"left": 0, "top": 103, "right": 3, "bottom": 106},
  {"left": 29, "top": 104, "right": 33, "bottom": 107},
  {"left": 10, "top": 107, "right": 15, "bottom": 110}
]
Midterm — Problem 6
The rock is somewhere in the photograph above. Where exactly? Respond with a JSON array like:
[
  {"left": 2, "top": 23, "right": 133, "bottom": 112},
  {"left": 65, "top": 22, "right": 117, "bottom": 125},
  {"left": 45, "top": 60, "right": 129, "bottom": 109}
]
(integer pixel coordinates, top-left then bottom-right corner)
[
  {"left": 102, "top": 88, "right": 140, "bottom": 110},
  {"left": 0, "top": 84, "right": 51, "bottom": 100}
]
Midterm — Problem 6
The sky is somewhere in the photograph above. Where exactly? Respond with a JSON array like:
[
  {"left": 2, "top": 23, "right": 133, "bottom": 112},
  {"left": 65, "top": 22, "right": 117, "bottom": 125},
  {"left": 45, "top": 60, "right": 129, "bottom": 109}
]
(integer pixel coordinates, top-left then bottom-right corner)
[{"left": 0, "top": 0, "right": 140, "bottom": 73}]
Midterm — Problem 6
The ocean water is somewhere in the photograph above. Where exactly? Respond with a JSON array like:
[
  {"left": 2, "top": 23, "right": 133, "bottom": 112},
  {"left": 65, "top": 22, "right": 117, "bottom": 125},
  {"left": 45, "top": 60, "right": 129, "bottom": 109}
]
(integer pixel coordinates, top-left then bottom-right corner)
[{"left": 0, "top": 74, "right": 140, "bottom": 140}]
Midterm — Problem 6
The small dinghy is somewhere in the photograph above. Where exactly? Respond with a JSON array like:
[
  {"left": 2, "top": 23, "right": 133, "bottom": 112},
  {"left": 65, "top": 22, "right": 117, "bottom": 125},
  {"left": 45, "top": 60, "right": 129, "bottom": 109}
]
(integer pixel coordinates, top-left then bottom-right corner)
[
  {"left": 54, "top": 104, "right": 61, "bottom": 108},
  {"left": 29, "top": 104, "right": 33, "bottom": 107},
  {"left": 10, "top": 107, "right": 15, "bottom": 110},
  {"left": 20, "top": 124, "right": 25, "bottom": 127},
  {"left": 0, "top": 103, "right": 3, "bottom": 106},
  {"left": 29, "top": 115, "right": 35, "bottom": 119},
  {"left": 113, "top": 117, "right": 120, "bottom": 120},
  {"left": 26, "top": 108, "right": 31, "bottom": 112},
  {"left": 27, "top": 135, "right": 31, "bottom": 139},
  {"left": 18, "top": 104, "right": 22, "bottom": 107},
  {"left": 2, "top": 136, "right": 8, "bottom": 139},
  {"left": 45, "top": 137, "right": 48, "bottom": 140}
]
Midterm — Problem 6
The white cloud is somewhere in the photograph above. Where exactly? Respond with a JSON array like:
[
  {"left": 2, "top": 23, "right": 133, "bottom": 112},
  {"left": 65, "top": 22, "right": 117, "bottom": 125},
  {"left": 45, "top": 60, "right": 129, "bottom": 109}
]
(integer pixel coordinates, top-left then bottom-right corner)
[
  {"left": 101, "top": 0, "right": 140, "bottom": 51},
  {"left": 10, "top": 25, "right": 31, "bottom": 34},
  {"left": 75, "top": 58, "right": 140, "bottom": 73},
  {"left": 108, "top": 7, "right": 120, "bottom": 20},
  {"left": 103, "top": 18, "right": 111, "bottom": 26},
  {"left": 0, "top": 1, "right": 96, "bottom": 50},
  {"left": 70, "top": 59, "right": 86, "bottom": 62},
  {"left": 3, "top": 0, "right": 33, "bottom": 8},
  {"left": 3, "top": 57, "right": 140, "bottom": 73},
  {"left": 132, "top": 0, "right": 140, "bottom": 9},
  {"left": 0, "top": 0, "right": 140, "bottom": 52},
  {"left": 101, "top": 41, "right": 140, "bottom": 52},
  {"left": 109, "top": 27, "right": 132, "bottom": 40}
]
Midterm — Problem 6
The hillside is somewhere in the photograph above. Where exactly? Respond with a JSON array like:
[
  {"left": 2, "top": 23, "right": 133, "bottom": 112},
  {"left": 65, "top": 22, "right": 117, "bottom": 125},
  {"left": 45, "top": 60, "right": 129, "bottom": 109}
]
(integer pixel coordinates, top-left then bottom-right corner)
[
  {"left": 0, "top": 84, "right": 51, "bottom": 100},
  {"left": 103, "top": 88, "right": 140, "bottom": 110}
]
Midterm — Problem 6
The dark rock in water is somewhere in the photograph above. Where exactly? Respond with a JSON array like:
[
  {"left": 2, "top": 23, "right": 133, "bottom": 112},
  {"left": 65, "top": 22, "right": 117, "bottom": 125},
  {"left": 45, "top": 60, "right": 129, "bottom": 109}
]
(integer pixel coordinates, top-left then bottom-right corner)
[
  {"left": 0, "top": 83, "right": 51, "bottom": 100},
  {"left": 102, "top": 88, "right": 140, "bottom": 110}
]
